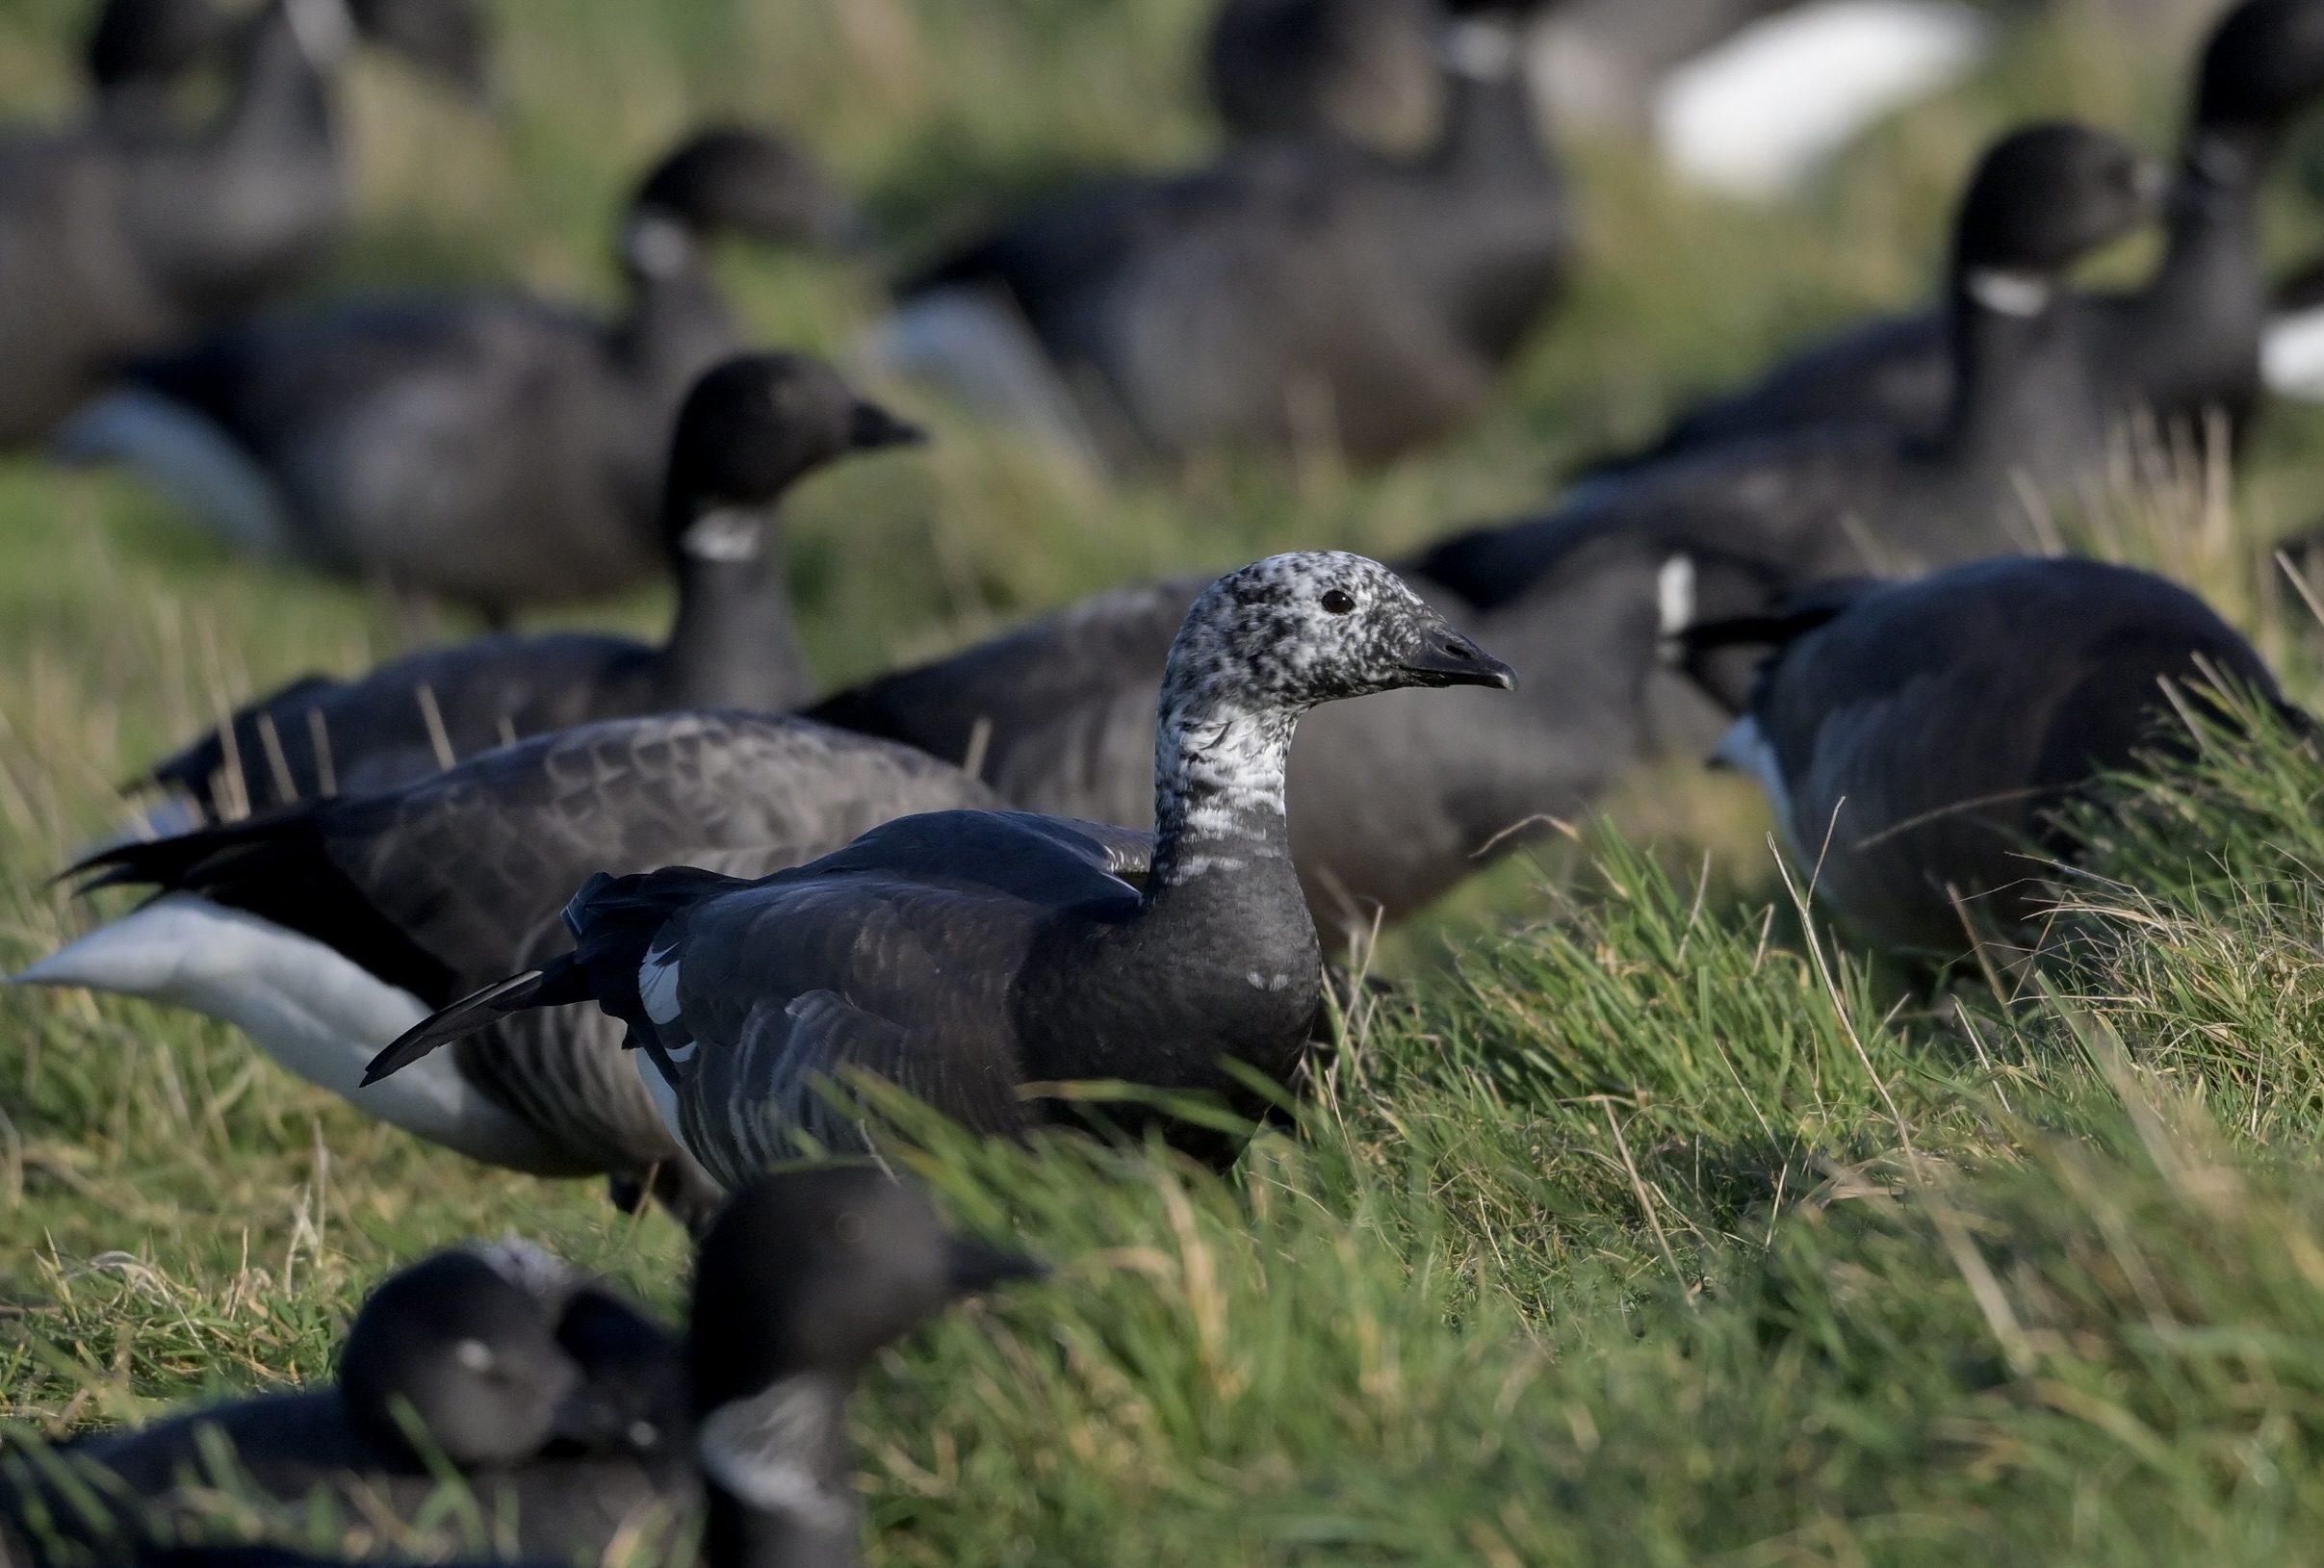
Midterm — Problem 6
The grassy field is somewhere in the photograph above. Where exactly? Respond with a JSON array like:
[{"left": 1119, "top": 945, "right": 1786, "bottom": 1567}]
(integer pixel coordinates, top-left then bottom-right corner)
[{"left": 10, "top": 0, "right": 2324, "bottom": 1560}]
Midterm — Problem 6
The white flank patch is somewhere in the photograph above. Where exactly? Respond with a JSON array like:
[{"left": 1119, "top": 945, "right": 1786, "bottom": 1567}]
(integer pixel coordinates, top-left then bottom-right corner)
[
  {"left": 855, "top": 289, "right": 1105, "bottom": 478},
  {"left": 2264, "top": 308, "right": 2324, "bottom": 401},
  {"left": 1710, "top": 716, "right": 1801, "bottom": 860},
  {"left": 11, "top": 895, "right": 558, "bottom": 1168},
  {"left": 53, "top": 391, "right": 302, "bottom": 561},
  {"left": 1654, "top": 0, "right": 1990, "bottom": 201},
  {"left": 638, "top": 944, "right": 684, "bottom": 1027}
]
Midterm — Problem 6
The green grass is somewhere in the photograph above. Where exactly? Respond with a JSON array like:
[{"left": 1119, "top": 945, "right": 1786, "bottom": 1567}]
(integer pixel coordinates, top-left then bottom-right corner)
[{"left": 13, "top": 0, "right": 2324, "bottom": 1561}]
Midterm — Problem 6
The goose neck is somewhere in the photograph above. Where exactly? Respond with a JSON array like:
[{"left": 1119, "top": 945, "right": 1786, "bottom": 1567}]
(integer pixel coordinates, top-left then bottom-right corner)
[
  {"left": 1146, "top": 698, "right": 1301, "bottom": 896},
  {"left": 617, "top": 225, "right": 742, "bottom": 385},
  {"left": 696, "top": 1368, "right": 858, "bottom": 1568},
  {"left": 658, "top": 504, "right": 813, "bottom": 712},
  {"left": 211, "top": 0, "right": 341, "bottom": 158},
  {"left": 1941, "top": 269, "right": 2073, "bottom": 451},
  {"left": 1431, "top": 58, "right": 1549, "bottom": 185}
]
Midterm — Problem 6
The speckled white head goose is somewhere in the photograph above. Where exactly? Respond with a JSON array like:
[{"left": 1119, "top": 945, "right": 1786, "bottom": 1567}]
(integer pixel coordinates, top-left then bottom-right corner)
[
  {"left": 811, "top": 527, "right": 1685, "bottom": 937},
  {"left": 58, "top": 126, "right": 860, "bottom": 619},
  {"left": 137, "top": 353, "right": 923, "bottom": 828},
  {"left": 0, "top": 0, "right": 487, "bottom": 447},
  {"left": 13, "top": 712, "right": 1007, "bottom": 1228},
  {"left": 1690, "top": 555, "right": 2292, "bottom": 959},
  {"left": 372, "top": 553, "right": 1513, "bottom": 1188}
]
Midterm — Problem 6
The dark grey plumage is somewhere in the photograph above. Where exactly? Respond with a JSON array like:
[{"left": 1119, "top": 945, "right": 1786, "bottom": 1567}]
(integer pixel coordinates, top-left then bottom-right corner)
[
  {"left": 811, "top": 529, "right": 1680, "bottom": 935},
  {"left": 1413, "top": 122, "right": 2162, "bottom": 644},
  {"left": 63, "top": 126, "right": 859, "bottom": 617},
  {"left": 1698, "top": 556, "right": 2291, "bottom": 958},
  {"left": 141, "top": 353, "right": 922, "bottom": 826},
  {"left": 375, "top": 553, "right": 1513, "bottom": 1187},
  {"left": 1586, "top": 0, "right": 2324, "bottom": 477},
  {"left": 22, "top": 711, "right": 1005, "bottom": 1226},
  {"left": 906, "top": 8, "right": 1565, "bottom": 465},
  {"left": 0, "top": 0, "right": 485, "bottom": 447}
]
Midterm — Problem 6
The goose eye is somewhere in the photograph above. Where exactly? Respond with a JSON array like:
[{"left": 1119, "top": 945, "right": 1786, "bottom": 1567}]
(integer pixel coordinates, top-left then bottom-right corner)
[
  {"left": 1320, "top": 589, "right": 1356, "bottom": 615},
  {"left": 833, "top": 1212, "right": 865, "bottom": 1245}
]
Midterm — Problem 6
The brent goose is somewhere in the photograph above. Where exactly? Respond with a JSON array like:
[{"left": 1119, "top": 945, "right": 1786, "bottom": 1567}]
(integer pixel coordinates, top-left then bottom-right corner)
[
  {"left": 0, "top": 0, "right": 487, "bottom": 447},
  {"left": 14, "top": 712, "right": 1006, "bottom": 1225},
  {"left": 1590, "top": 0, "right": 2324, "bottom": 473},
  {"left": 59, "top": 126, "right": 860, "bottom": 619},
  {"left": 811, "top": 528, "right": 1688, "bottom": 934},
  {"left": 1414, "top": 121, "right": 2162, "bottom": 622},
  {"left": 884, "top": 5, "right": 1566, "bottom": 467},
  {"left": 7, "top": 1170, "right": 1031, "bottom": 1568},
  {"left": 138, "top": 352, "right": 922, "bottom": 827},
  {"left": 1694, "top": 556, "right": 2289, "bottom": 958},
  {"left": 373, "top": 553, "right": 1513, "bottom": 1186}
]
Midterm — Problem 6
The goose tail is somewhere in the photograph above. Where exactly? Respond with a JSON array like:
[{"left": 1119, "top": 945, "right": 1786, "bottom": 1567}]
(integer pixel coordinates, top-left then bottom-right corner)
[{"left": 364, "top": 964, "right": 573, "bottom": 1084}]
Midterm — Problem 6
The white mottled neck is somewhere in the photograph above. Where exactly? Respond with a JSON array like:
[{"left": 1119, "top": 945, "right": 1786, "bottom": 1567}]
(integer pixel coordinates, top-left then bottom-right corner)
[{"left": 1148, "top": 695, "right": 1302, "bottom": 893}]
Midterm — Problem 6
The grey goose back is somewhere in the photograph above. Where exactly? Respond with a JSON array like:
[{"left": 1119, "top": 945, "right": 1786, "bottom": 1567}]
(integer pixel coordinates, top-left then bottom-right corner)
[
  {"left": 13, "top": 711, "right": 1006, "bottom": 1227},
  {"left": 59, "top": 126, "right": 861, "bottom": 619},
  {"left": 141, "top": 352, "right": 922, "bottom": 827},
  {"left": 1410, "top": 122, "right": 2163, "bottom": 644},
  {"left": 811, "top": 527, "right": 1684, "bottom": 937},
  {"left": 3, "top": 1242, "right": 682, "bottom": 1567},
  {"left": 0, "top": 0, "right": 486, "bottom": 447},
  {"left": 890, "top": 7, "right": 1564, "bottom": 468},
  {"left": 1582, "top": 0, "right": 2324, "bottom": 476},
  {"left": 1692, "top": 556, "right": 2291, "bottom": 960},
  {"left": 373, "top": 553, "right": 1514, "bottom": 1188}
]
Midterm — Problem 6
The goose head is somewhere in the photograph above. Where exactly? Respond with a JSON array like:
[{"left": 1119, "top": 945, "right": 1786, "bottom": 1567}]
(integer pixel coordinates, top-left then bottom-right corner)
[
  {"left": 338, "top": 1248, "right": 583, "bottom": 1469},
  {"left": 348, "top": 0, "right": 490, "bottom": 101},
  {"left": 2196, "top": 0, "right": 2324, "bottom": 143},
  {"left": 1161, "top": 551, "right": 1515, "bottom": 730},
  {"left": 625, "top": 127, "right": 865, "bottom": 277},
  {"left": 1950, "top": 122, "right": 2162, "bottom": 313},
  {"left": 660, "top": 353, "right": 923, "bottom": 566},
  {"left": 83, "top": 0, "right": 226, "bottom": 92}
]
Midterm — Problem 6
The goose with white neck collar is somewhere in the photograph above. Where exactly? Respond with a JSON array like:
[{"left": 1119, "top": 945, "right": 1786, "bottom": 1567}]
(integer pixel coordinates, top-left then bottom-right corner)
[
  {"left": 1585, "top": 0, "right": 2324, "bottom": 476},
  {"left": 1414, "top": 121, "right": 2162, "bottom": 645},
  {"left": 59, "top": 126, "right": 860, "bottom": 620},
  {"left": 0, "top": 0, "right": 486, "bottom": 447},
  {"left": 368, "top": 553, "right": 1513, "bottom": 1186},
  {"left": 135, "top": 352, "right": 921, "bottom": 828}
]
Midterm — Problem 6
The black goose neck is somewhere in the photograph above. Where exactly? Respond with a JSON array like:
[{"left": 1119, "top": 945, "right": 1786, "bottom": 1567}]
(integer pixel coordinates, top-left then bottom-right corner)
[
  {"left": 657, "top": 501, "right": 813, "bottom": 712},
  {"left": 614, "top": 225, "right": 742, "bottom": 383},
  {"left": 703, "top": 1486, "right": 858, "bottom": 1568},
  {"left": 1939, "top": 268, "right": 2071, "bottom": 451},
  {"left": 1430, "top": 55, "right": 1548, "bottom": 186}
]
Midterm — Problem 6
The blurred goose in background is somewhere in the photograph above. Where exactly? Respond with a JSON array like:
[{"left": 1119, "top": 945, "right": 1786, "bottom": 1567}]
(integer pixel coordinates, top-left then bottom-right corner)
[
  {"left": 5, "top": 1244, "right": 672, "bottom": 1567},
  {"left": 1204, "top": 0, "right": 1990, "bottom": 195},
  {"left": 140, "top": 353, "right": 922, "bottom": 828},
  {"left": 1591, "top": 0, "right": 2324, "bottom": 474},
  {"left": 5, "top": 1170, "right": 1030, "bottom": 1568},
  {"left": 813, "top": 528, "right": 1688, "bottom": 938},
  {"left": 14, "top": 711, "right": 1009, "bottom": 1226},
  {"left": 1690, "top": 556, "right": 2290, "bottom": 959},
  {"left": 1419, "top": 122, "right": 2164, "bottom": 630},
  {"left": 80, "top": 0, "right": 231, "bottom": 142},
  {"left": 874, "top": 5, "right": 1567, "bottom": 470},
  {"left": 0, "top": 0, "right": 488, "bottom": 447},
  {"left": 60, "top": 127, "right": 862, "bottom": 621},
  {"left": 374, "top": 553, "right": 1513, "bottom": 1185}
]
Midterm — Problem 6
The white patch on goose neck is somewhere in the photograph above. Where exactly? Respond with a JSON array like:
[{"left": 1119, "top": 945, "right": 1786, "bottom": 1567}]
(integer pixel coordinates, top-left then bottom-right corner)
[
  {"left": 1151, "top": 705, "right": 1299, "bottom": 880},
  {"left": 1964, "top": 268, "right": 2051, "bottom": 319},
  {"left": 1439, "top": 18, "right": 1519, "bottom": 81},
  {"left": 626, "top": 215, "right": 696, "bottom": 279},
  {"left": 1656, "top": 554, "right": 1696, "bottom": 635},
  {"left": 285, "top": 0, "right": 356, "bottom": 66},
  {"left": 469, "top": 1237, "right": 572, "bottom": 1299},
  {"left": 696, "top": 1374, "right": 851, "bottom": 1530},
  {"left": 681, "top": 508, "right": 766, "bottom": 563}
]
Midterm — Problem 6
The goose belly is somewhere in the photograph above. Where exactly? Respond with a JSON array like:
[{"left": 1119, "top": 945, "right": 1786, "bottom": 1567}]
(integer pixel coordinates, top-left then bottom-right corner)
[{"left": 11, "top": 893, "right": 563, "bottom": 1170}]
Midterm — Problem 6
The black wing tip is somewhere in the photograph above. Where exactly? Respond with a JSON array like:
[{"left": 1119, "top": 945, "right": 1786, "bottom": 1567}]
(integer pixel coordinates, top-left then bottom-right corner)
[{"left": 363, "top": 969, "right": 548, "bottom": 1085}]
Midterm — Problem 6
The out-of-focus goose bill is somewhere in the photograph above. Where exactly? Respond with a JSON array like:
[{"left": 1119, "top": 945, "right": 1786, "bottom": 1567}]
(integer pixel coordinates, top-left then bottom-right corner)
[
  {"left": 849, "top": 399, "right": 928, "bottom": 450},
  {"left": 1400, "top": 630, "right": 1517, "bottom": 690},
  {"left": 946, "top": 1235, "right": 1046, "bottom": 1293}
]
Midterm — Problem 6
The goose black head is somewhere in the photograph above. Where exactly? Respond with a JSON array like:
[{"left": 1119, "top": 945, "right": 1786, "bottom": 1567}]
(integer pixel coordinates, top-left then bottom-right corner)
[
  {"left": 688, "top": 1167, "right": 1037, "bottom": 1409},
  {"left": 84, "top": 0, "right": 224, "bottom": 90},
  {"left": 1162, "top": 552, "right": 1515, "bottom": 724},
  {"left": 1205, "top": 0, "right": 1439, "bottom": 147},
  {"left": 348, "top": 0, "right": 489, "bottom": 101},
  {"left": 660, "top": 353, "right": 924, "bottom": 564},
  {"left": 339, "top": 1248, "right": 581, "bottom": 1469},
  {"left": 627, "top": 127, "right": 864, "bottom": 272},
  {"left": 1951, "top": 122, "right": 2161, "bottom": 287},
  {"left": 2197, "top": 0, "right": 2324, "bottom": 136}
]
